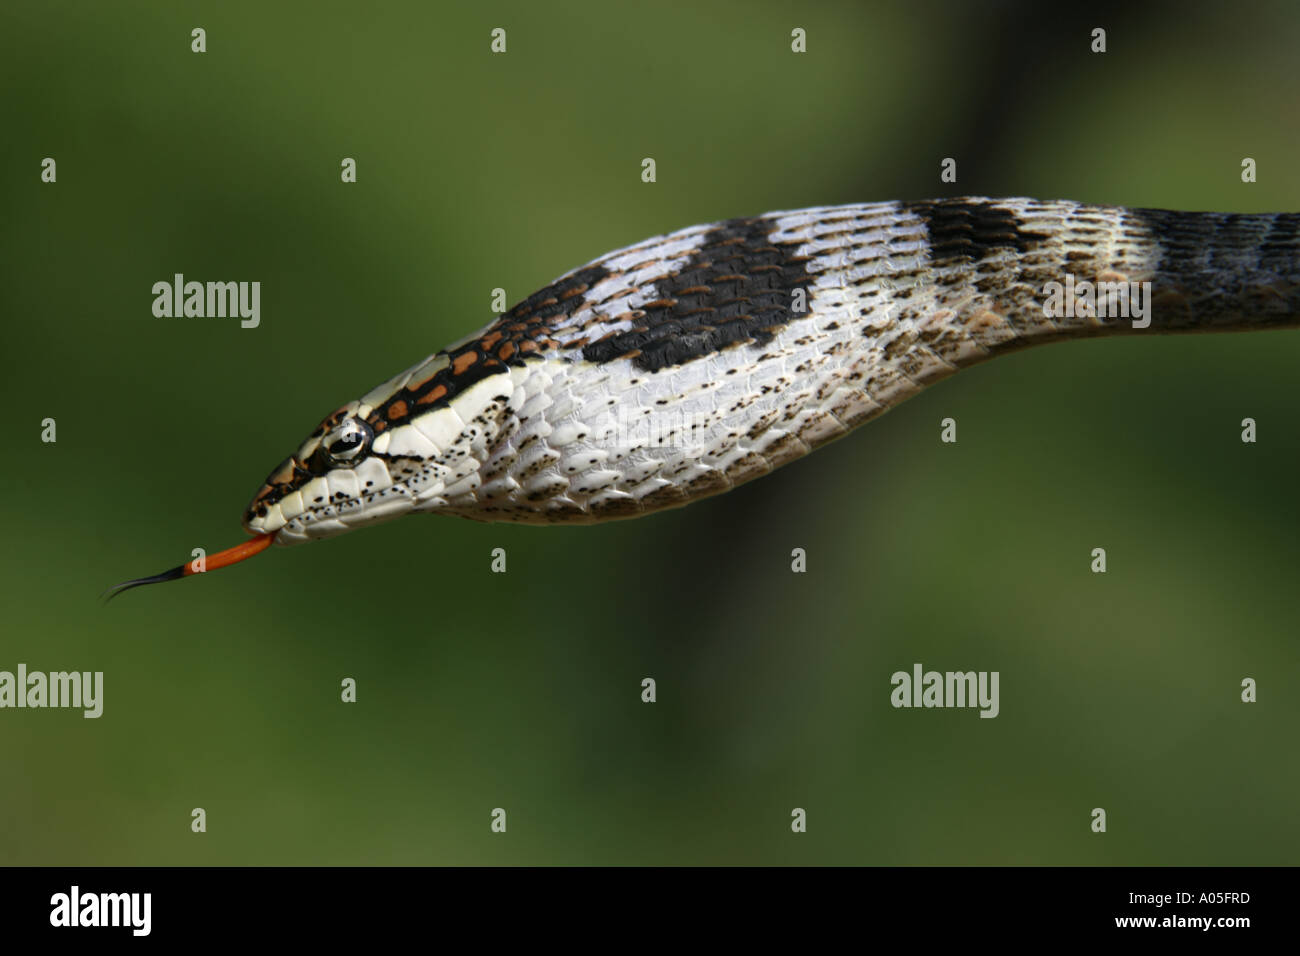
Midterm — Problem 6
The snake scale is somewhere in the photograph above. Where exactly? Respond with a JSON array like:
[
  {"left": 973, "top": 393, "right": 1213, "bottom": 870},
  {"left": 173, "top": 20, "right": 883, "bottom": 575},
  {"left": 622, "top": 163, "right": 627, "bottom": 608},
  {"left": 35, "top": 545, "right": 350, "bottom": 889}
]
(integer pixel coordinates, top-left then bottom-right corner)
[{"left": 109, "top": 198, "right": 1300, "bottom": 596}]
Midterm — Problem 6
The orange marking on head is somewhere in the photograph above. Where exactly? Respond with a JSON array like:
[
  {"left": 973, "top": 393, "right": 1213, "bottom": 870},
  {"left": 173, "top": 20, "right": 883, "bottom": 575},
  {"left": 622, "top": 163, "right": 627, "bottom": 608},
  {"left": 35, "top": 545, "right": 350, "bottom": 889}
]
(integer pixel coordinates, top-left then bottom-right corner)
[
  {"left": 417, "top": 384, "right": 449, "bottom": 405},
  {"left": 268, "top": 458, "right": 296, "bottom": 485},
  {"left": 388, "top": 400, "right": 408, "bottom": 420}
]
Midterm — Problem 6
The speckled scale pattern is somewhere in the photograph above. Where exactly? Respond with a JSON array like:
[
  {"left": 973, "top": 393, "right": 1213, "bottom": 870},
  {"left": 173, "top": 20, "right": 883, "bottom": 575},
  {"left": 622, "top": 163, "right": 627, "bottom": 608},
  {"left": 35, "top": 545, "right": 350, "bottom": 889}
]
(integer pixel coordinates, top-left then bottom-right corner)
[{"left": 244, "top": 198, "right": 1300, "bottom": 544}]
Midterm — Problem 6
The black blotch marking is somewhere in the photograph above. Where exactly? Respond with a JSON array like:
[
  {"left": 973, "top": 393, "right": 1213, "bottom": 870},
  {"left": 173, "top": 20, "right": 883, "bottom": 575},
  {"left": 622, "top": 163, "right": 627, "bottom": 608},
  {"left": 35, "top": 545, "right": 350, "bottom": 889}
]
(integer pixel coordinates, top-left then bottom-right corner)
[
  {"left": 582, "top": 218, "right": 814, "bottom": 372},
  {"left": 1130, "top": 208, "right": 1300, "bottom": 279},
  {"left": 1259, "top": 213, "right": 1300, "bottom": 274},
  {"left": 504, "top": 264, "right": 610, "bottom": 326},
  {"left": 1127, "top": 208, "right": 1218, "bottom": 278},
  {"left": 904, "top": 199, "right": 1047, "bottom": 265}
]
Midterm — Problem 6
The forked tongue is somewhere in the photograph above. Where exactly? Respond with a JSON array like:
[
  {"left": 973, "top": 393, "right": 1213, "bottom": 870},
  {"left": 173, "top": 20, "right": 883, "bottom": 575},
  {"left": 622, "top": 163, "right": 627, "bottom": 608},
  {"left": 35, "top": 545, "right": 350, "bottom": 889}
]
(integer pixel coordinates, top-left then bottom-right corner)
[{"left": 103, "top": 533, "right": 276, "bottom": 602}]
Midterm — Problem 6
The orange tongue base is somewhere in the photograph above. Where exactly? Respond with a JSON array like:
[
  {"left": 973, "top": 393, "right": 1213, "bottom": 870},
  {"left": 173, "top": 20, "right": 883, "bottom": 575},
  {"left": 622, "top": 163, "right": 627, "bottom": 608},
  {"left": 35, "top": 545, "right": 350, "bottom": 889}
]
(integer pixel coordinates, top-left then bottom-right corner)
[
  {"left": 103, "top": 532, "right": 277, "bottom": 602},
  {"left": 184, "top": 532, "right": 276, "bottom": 576}
]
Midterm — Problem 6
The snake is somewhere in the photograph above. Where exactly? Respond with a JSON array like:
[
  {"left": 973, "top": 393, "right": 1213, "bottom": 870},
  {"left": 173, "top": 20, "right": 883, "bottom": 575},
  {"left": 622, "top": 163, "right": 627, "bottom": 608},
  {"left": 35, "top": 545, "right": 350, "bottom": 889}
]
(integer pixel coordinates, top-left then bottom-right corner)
[{"left": 106, "top": 197, "right": 1300, "bottom": 598}]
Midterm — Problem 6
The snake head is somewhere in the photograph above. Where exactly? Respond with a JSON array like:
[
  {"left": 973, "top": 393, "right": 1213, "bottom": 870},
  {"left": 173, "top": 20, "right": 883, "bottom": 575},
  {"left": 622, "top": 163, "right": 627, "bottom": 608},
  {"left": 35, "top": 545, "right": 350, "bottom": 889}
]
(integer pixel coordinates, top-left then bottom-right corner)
[
  {"left": 241, "top": 349, "right": 512, "bottom": 544},
  {"left": 243, "top": 400, "right": 380, "bottom": 543}
]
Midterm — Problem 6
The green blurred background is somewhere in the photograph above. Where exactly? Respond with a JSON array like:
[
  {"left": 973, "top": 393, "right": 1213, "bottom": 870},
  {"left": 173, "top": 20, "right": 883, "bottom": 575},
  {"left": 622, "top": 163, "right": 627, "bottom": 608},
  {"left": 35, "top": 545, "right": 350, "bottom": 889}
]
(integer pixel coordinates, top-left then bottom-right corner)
[{"left": 2, "top": 0, "right": 1297, "bottom": 865}]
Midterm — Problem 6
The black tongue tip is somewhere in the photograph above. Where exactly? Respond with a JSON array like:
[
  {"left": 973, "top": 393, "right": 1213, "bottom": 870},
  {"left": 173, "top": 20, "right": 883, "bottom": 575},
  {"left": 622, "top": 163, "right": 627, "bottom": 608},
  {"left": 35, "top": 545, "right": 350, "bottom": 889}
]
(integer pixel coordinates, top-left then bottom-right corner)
[{"left": 101, "top": 564, "right": 187, "bottom": 604}]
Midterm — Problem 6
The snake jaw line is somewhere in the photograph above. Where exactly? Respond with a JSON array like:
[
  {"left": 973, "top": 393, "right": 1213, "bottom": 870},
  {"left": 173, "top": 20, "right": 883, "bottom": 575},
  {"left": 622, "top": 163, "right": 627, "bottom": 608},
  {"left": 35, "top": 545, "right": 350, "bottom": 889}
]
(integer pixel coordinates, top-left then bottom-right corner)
[{"left": 102, "top": 533, "right": 277, "bottom": 603}]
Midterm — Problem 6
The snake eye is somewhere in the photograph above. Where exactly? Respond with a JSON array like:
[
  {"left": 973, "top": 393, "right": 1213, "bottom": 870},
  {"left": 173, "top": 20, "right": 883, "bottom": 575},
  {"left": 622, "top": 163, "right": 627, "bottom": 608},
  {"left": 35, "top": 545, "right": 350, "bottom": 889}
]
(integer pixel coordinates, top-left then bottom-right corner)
[{"left": 322, "top": 418, "right": 373, "bottom": 466}]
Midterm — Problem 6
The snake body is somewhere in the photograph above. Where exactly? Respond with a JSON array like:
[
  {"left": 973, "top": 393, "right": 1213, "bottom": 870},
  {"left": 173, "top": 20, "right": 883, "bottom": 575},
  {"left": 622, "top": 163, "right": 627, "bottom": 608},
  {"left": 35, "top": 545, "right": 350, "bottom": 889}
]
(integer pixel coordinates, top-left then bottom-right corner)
[{"left": 243, "top": 198, "right": 1300, "bottom": 546}]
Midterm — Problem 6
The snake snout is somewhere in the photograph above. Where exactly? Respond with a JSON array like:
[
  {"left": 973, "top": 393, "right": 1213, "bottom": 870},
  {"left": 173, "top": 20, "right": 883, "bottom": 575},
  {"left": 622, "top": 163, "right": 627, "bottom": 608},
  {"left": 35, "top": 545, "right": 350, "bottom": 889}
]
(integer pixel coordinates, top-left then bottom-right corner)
[{"left": 243, "top": 455, "right": 308, "bottom": 534}]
